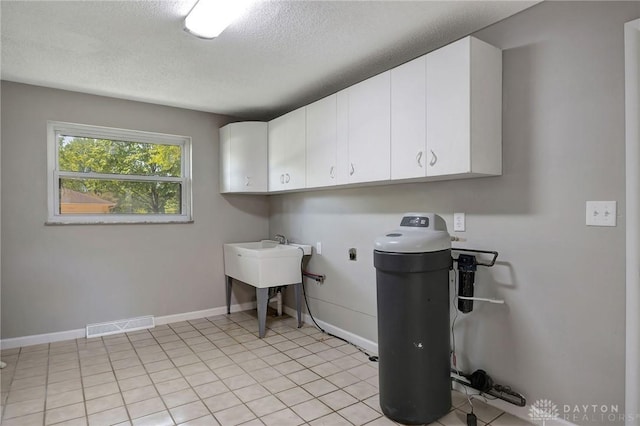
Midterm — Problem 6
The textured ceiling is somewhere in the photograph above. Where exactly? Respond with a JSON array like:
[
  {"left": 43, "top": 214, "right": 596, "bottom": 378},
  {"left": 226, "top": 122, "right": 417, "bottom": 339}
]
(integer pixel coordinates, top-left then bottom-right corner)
[{"left": 1, "top": 1, "right": 538, "bottom": 120}]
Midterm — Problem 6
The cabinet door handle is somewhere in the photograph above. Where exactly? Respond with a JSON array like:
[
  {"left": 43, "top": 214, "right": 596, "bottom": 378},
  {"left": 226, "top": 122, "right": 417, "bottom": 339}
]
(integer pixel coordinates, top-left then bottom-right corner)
[
  {"left": 280, "top": 174, "right": 284, "bottom": 184},
  {"left": 416, "top": 151, "right": 423, "bottom": 168},
  {"left": 429, "top": 150, "right": 438, "bottom": 166},
  {"left": 350, "top": 163, "right": 355, "bottom": 176},
  {"left": 245, "top": 176, "right": 251, "bottom": 186},
  {"left": 330, "top": 166, "right": 335, "bottom": 179},
  {"left": 285, "top": 173, "right": 290, "bottom": 183}
]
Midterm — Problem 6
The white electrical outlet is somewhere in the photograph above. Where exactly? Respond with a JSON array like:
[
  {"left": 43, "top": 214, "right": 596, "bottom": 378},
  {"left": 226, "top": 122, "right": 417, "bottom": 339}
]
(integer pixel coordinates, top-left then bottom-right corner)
[
  {"left": 453, "top": 212, "right": 466, "bottom": 232},
  {"left": 316, "top": 242, "right": 322, "bottom": 255},
  {"left": 586, "top": 201, "right": 617, "bottom": 227}
]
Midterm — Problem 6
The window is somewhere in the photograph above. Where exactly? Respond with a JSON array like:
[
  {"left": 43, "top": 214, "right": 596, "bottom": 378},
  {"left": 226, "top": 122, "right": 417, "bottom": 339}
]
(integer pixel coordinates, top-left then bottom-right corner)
[{"left": 47, "top": 121, "right": 192, "bottom": 224}]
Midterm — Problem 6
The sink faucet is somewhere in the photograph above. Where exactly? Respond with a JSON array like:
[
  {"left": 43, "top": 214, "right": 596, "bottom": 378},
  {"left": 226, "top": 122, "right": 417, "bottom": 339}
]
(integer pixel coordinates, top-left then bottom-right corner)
[{"left": 274, "top": 234, "right": 288, "bottom": 245}]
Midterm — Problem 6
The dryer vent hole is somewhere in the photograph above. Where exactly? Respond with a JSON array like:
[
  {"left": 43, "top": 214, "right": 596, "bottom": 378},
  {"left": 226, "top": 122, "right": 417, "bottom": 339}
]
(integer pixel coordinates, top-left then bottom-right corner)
[{"left": 349, "top": 248, "right": 357, "bottom": 261}]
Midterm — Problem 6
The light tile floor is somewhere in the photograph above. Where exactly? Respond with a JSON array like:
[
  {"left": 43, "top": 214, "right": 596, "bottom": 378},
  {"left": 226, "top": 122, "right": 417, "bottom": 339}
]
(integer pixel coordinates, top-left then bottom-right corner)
[{"left": 0, "top": 312, "right": 532, "bottom": 426}]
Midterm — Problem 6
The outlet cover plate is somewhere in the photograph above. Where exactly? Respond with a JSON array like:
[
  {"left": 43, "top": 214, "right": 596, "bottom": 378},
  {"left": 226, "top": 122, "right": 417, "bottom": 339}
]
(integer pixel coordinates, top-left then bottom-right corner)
[
  {"left": 453, "top": 212, "right": 466, "bottom": 232},
  {"left": 586, "top": 201, "right": 617, "bottom": 227}
]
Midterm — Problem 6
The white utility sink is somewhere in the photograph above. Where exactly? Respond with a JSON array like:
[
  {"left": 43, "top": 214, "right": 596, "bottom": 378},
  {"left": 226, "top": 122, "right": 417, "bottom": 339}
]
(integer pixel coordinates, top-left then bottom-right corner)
[
  {"left": 223, "top": 240, "right": 312, "bottom": 338},
  {"left": 223, "top": 240, "right": 310, "bottom": 288}
]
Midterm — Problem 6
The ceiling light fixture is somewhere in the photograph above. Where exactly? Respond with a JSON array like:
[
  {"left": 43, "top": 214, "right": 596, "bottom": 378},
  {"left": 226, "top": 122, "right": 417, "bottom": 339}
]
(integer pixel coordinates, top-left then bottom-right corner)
[{"left": 184, "top": 0, "right": 252, "bottom": 39}]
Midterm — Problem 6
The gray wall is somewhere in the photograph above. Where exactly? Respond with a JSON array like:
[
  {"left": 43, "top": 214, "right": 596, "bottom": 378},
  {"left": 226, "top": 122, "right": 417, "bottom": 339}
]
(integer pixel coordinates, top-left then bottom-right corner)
[
  {"left": 1, "top": 82, "right": 269, "bottom": 339},
  {"left": 1, "top": 83, "right": 3, "bottom": 339},
  {"left": 271, "top": 1, "right": 639, "bottom": 422}
]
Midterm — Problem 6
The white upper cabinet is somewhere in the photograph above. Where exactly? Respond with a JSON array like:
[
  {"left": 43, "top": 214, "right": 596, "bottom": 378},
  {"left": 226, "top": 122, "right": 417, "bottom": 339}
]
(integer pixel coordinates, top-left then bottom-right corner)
[
  {"left": 426, "top": 36, "right": 502, "bottom": 177},
  {"left": 391, "top": 56, "right": 427, "bottom": 180},
  {"left": 346, "top": 71, "right": 391, "bottom": 184},
  {"left": 222, "top": 36, "right": 502, "bottom": 194},
  {"left": 268, "top": 107, "right": 306, "bottom": 191},
  {"left": 219, "top": 122, "right": 268, "bottom": 193},
  {"left": 306, "top": 94, "right": 337, "bottom": 188}
]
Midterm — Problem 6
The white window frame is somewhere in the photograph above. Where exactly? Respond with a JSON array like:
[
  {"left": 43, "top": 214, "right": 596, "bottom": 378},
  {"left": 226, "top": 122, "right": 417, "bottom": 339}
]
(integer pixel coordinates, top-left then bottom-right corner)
[{"left": 47, "top": 121, "right": 193, "bottom": 224}]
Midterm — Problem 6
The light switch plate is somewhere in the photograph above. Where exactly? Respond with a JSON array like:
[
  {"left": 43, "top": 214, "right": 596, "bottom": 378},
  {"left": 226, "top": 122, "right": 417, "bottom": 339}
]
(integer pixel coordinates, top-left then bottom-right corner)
[
  {"left": 586, "top": 201, "right": 617, "bottom": 227},
  {"left": 453, "top": 212, "right": 466, "bottom": 232}
]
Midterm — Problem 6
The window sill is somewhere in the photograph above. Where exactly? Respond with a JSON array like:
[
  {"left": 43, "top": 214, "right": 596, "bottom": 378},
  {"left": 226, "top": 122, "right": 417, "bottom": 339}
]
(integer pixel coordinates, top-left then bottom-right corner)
[{"left": 45, "top": 219, "right": 194, "bottom": 226}]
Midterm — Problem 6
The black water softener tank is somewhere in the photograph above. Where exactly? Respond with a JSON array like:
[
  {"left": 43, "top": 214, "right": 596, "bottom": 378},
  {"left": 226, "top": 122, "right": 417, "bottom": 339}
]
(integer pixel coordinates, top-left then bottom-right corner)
[{"left": 374, "top": 213, "right": 452, "bottom": 425}]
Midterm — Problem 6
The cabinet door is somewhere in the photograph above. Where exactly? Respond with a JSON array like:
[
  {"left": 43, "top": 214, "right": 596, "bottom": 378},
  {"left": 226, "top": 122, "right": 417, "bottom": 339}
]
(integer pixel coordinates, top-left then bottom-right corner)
[
  {"left": 391, "top": 56, "right": 427, "bottom": 180},
  {"left": 229, "top": 122, "right": 267, "bottom": 192},
  {"left": 347, "top": 71, "right": 391, "bottom": 183},
  {"left": 219, "top": 125, "right": 231, "bottom": 193},
  {"left": 336, "top": 89, "right": 349, "bottom": 185},
  {"left": 219, "top": 122, "right": 267, "bottom": 193},
  {"left": 306, "top": 94, "right": 337, "bottom": 188},
  {"left": 426, "top": 37, "right": 471, "bottom": 176},
  {"left": 268, "top": 107, "right": 306, "bottom": 191}
]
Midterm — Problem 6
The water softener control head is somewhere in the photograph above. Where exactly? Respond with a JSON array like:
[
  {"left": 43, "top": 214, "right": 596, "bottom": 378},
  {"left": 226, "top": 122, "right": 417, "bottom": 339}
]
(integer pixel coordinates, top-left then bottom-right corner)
[{"left": 374, "top": 213, "right": 451, "bottom": 253}]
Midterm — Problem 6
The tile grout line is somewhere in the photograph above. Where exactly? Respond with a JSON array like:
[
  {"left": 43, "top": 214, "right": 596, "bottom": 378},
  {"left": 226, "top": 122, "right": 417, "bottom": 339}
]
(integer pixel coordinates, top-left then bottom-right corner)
[
  {"left": 129, "top": 324, "right": 182, "bottom": 425},
  {"left": 219, "top": 314, "right": 373, "bottom": 426},
  {"left": 225, "top": 315, "right": 310, "bottom": 426},
  {"left": 42, "top": 342, "right": 51, "bottom": 426},
  {"left": 117, "top": 330, "right": 151, "bottom": 425},
  {"left": 191, "top": 317, "right": 257, "bottom": 425},
  {"left": 139, "top": 316, "right": 245, "bottom": 424},
  {"left": 166, "top": 318, "right": 220, "bottom": 424},
  {"left": 204, "top": 315, "right": 278, "bottom": 425},
  {"left": 79, "top": 336, "right": 105, "bottom": 425},
  {"left": 75, "top": 337, "right": 91, "bottom": 426}
]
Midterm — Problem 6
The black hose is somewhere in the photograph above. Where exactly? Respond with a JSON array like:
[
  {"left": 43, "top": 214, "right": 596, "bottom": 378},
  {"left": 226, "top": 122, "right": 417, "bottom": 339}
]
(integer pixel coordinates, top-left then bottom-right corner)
[{"left": 296, "top": 247, "right": 377, "bottom": 362}]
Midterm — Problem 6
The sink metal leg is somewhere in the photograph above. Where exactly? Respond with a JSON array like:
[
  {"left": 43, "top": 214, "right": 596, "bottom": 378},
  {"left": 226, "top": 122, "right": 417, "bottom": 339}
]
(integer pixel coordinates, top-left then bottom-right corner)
[
  {"left": 294, "top": 283, "right": 303, "bottom": 328},
  {"left": 256, "top": 287, "right": 269, "bottom": 338},
  {"left": 225, "top": 276, "right": 233, "bottom": 315}
]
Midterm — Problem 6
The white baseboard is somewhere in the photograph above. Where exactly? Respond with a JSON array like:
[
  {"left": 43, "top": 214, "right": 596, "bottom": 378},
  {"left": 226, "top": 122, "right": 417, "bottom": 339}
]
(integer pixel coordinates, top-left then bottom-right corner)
[
  {"left": 0, "top": 328, "right": 87, "bottom": 350},
  {"left": 0, "top": 301, "right": 258, "bottom": 350},
  {"left": 154, "top": 302, "right": 257, "bottom": 326},
  {"left": 452, "top": 378, "right": 577, "bottom": 426},
  {"left": 282, "top": 306, "right": 378, "bottom": 355}
]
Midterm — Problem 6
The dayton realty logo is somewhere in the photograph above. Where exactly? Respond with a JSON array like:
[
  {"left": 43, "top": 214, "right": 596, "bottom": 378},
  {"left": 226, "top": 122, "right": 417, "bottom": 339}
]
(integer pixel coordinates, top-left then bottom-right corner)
[
  {"left": 529, "top": 399, "right": 560, "bottom": 425},
  {"left": 563, "top": 403, "right": 621, "bottom": 423}
]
